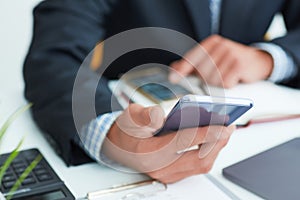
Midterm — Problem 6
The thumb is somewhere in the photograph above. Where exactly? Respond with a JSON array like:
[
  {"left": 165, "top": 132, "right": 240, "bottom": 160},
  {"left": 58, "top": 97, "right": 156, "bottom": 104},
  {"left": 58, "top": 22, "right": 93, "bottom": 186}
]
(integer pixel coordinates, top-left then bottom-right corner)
[
  {"left": 137, "top": 105, "right": 165, "bottom": 131},
  {"left": 147, "top": 105, "right": 165, "bottom": 131},
  {"left": 119, "top": 104, "right": 165, "bottom": 138}
]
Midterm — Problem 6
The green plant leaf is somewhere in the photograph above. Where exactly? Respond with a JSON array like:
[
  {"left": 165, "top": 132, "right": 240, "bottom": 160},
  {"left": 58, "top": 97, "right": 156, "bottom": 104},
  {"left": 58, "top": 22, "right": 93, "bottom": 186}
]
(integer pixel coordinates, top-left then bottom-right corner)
[
  {"left": 0, "top": 137, "right": 24, "bottom": 184},
  {"left": 5, "top": 154, "right": 43, "bottom": 200},
  {"left": 0, "top": 103, "right": 32, "bottom": 142},
  {"left": 0, "top": 103, "right": 34, "bottom": 199}
]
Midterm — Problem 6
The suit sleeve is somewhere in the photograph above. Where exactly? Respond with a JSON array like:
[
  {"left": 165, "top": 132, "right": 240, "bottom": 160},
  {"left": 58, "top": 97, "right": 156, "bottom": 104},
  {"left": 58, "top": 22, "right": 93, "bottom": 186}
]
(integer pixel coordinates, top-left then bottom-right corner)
[
  {"left": 272, "top": 0, "right": 300, "bottom": 88},
  {"left": 23, "top": 0, "right": 121, "bottom": 165}
]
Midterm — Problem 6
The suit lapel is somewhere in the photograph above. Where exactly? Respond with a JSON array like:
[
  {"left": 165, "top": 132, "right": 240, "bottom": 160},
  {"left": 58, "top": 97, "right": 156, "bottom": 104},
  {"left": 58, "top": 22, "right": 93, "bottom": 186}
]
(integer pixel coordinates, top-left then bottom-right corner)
[
  {"left": 220, "top": 0, "right": 256, "bottom": 42},
  {"left": 183, "top": 0, "right": 257, "bottom": 43},
  {"left": 183, "top": 0, "right": 211, "bottom": 41}
]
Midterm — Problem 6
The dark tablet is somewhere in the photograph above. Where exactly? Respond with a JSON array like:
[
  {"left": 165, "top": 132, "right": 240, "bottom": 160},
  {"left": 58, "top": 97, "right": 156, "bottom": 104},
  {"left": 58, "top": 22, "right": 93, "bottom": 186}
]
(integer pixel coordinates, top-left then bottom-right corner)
[{"left": 223, "top": 138, "right": 300, "bottom": 200}]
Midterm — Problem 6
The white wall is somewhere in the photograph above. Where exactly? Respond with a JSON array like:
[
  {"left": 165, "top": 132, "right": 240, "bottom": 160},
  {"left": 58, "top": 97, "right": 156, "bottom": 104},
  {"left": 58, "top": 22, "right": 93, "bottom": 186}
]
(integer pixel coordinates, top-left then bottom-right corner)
[{"left": 0, "top": 0, "right": 42, "bottom": 98}]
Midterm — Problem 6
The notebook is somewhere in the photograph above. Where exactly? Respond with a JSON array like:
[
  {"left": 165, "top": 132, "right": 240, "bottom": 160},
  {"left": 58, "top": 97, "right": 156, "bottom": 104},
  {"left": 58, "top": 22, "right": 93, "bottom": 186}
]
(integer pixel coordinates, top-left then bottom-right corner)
[{"left": 222, "top": 137, "right": 300, "bottom": 200}]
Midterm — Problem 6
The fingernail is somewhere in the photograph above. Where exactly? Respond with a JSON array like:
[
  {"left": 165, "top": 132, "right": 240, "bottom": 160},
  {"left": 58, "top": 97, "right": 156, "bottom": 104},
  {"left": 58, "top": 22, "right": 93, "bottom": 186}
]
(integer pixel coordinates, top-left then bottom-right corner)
[
  {"left": 169, "top": 72, "right": 181, "bottom": 83},
  {"left": 149, "top": 106, "right": 165, "bottom": 129}
]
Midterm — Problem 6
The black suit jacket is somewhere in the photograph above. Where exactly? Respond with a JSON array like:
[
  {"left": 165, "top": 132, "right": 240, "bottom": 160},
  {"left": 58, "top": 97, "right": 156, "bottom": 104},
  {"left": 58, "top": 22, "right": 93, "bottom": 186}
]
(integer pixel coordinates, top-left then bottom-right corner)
[{"left": 24, "top": 0, "right": 300, "bottom": 165}]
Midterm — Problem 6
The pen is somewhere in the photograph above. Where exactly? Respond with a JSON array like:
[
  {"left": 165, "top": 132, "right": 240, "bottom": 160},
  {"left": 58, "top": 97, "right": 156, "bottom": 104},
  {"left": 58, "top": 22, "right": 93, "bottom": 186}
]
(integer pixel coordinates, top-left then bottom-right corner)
[
  {"left": 236, "top": 114, "right": 300, "bottom": 128},
  {"left": 87, "top": 179, "right": 166, "bottom": 200}
]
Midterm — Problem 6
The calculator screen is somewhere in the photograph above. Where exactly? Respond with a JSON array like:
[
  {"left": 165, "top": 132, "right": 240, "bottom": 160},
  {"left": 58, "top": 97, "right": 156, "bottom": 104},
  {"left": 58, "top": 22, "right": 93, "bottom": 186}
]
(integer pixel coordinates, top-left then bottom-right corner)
[
  {"left": 123, "top": 67, "right": 192, "bottom": 103},
  {"left": 138, "top": 83, "right": 189, "bottom": 101},
  {"left": 12, "top": 190, "right": 66, "bottom": 200}
]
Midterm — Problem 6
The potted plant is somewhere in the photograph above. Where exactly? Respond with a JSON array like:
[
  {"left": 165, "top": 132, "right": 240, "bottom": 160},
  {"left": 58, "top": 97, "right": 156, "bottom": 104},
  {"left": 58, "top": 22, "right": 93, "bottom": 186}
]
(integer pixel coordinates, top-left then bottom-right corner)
[{"left": 0, "top": 104, "right": 42, "bottom": 200}]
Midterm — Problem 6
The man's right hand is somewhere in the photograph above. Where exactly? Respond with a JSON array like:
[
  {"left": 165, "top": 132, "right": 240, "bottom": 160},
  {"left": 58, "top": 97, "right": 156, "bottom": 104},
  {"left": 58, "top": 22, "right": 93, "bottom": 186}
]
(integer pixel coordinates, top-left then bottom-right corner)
[{"left": 102, "top": 104, "right": 234, "bottom": 183}]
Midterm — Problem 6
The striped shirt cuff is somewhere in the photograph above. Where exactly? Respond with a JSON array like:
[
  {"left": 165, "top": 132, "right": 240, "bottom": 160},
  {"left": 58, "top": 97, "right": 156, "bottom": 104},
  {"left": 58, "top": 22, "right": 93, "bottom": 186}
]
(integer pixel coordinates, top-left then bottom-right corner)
[
  {"left": 79, "top": 111, "right": 122, "bottom": 163},
  {"left": 252, "top": 42, "right": 297, "bottom": 83}
]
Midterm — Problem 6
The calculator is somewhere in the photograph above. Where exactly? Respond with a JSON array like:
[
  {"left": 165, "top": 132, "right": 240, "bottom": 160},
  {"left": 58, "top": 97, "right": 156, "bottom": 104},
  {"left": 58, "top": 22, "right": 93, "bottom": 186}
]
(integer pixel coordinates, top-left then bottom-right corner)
[
  {"left": 0, "top": 148, "right": 75, "bottom": 200},
  {"left": 122, "top": 67, "right": 191, "bottom": 103}
]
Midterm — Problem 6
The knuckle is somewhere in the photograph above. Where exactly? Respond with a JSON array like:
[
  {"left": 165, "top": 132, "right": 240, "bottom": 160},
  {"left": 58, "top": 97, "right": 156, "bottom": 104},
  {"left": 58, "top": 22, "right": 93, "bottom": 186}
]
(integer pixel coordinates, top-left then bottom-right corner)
[
  {"left": 161, "top": 177, "right": 177, "bottom": 184},
  {"left": 196, "top": 159, "right": 213, "bottom": 174},
  {"left": 148, "top": 170, "right": 162, "bottom": 180},
  {"left": 227, "top": 50, "right": 235, "bottom": 59},
  {"left": 232, "top": 59, "right": 241, "bottom": 70},
  {"left": 222, "top": 77, "right": 230, "bottom": 88},
  {"left": 210, "top": 34, "right": 222, "bottom": 42},
  {"left": 227, "top": 60, "right": 240, "bottom": 75},
  {"left": 200, "top": 162, "right": 213, "bottom": 174},
  {"left": 224, "top": 136, "right": 231, "bottom": 145},
  {"left": 223, "top": 80, "right": 235, "bottom": 88},
  {"left": 219, "top": 137, "right": 229, "bottom": 148}
]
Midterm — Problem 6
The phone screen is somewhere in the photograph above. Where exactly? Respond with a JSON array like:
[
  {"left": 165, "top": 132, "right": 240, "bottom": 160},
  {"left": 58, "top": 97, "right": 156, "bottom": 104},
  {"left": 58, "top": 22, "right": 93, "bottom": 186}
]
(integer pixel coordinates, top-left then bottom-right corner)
[{"left": 155, "top": 96, "right": 253, "bottom": 136}]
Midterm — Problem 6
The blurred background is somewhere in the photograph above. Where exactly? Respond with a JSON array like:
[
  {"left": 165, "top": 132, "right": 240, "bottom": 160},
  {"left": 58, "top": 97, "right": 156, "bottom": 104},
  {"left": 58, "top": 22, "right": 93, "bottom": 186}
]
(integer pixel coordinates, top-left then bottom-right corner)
[
  {"left": 0, "top": 0, "right": 42, "bottom": 152},
  {"left": 0, "top": 0, "right": 42, "bottom": 98},
  {"left": 0, "top": 0, "right": 286, "bottom": 110}
]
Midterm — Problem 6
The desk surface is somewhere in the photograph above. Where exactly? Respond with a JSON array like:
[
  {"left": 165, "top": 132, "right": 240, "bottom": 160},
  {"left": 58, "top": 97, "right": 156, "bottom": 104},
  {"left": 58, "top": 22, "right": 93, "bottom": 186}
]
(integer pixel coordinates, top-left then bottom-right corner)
[
  {"left": 1, "top": 1, "right": 295, "bottom": 199},
  {"left": 1, "top": 88, "right": 300, "bottom": 199}
]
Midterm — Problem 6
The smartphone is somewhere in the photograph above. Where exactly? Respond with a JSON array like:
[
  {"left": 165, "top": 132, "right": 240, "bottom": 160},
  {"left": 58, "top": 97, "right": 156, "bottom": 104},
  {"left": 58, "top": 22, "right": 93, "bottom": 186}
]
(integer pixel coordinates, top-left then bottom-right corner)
[{"left": 155, "top": 95, "right": 253, "bottom": 136}]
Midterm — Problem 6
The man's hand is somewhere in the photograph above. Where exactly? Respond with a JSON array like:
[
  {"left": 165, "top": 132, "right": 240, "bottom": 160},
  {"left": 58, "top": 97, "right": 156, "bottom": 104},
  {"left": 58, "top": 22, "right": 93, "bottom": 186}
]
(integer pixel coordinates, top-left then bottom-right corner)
[
  {"left": 169, "top": 35, "right": 273, "bottom": 88},
  {"left": 102, "top": 104, "right": 235, "bottom": 183}
]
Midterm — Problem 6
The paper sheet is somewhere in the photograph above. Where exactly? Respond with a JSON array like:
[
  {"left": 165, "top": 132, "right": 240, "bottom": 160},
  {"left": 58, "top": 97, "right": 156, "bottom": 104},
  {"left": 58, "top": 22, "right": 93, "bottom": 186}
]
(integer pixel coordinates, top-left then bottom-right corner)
[
  {"left": 88, "top": 174, "right": 237, "bottom": 200},
  {"left": 145, "top": 175, "right": 236, "bottom": 200}
]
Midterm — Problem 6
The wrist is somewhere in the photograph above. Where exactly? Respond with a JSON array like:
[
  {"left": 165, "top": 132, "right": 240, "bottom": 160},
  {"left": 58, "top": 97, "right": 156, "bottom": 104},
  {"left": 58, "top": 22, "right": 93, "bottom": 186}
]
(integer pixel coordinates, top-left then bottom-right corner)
[
  {"left": 106, "top": 120, "right": 138, "bottom": 153},
  {"left": 106, "top": 122, "right": 122, "bottom": 148},
  {"left": 256, "top": 49, "right": 274, "bottom": 80}
]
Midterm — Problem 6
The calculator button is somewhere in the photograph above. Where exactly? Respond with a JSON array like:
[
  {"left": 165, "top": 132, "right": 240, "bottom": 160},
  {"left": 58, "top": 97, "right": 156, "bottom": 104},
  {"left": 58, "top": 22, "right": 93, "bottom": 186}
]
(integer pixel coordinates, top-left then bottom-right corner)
[
  {"left": 2, "top": 174, "right": 16, "bottom": 182},
  {"left": 3, "top": 167, "right": 12, "bottom": 173},
  {"left": 12, "top": 161, "right": 23, "bottom": 166},
  {"left": 34, "top": 168, "right": 47, "bottom": 175},
  {"left": 12, "top": 157, "right": 23, "bottom": 164},
  {"left": 15, "top": 166, "right": 27, "bottom": 174},
  {"left": 33, "top": 164, "right": 44, "bottom": 170},
  {"left": 26, "top": 156, "right": 37, "bottom": 162},
  {"left": 24, "top": 153, "right": 39, "bottom": 162},
  {"left": 13, "top": 163, "right": 26, "bottom": 169},
  {"left": 23, "top": 149, "right": 38, "bottom": 156},
  {"left": 37, "top": 173, "right": 52, "bottom": 181},
  {"left": 22, "top": 177, "right": 36, "bottom": 185},
  {"left": 3, "top": 181, "right": 15, "bottom": 189}
]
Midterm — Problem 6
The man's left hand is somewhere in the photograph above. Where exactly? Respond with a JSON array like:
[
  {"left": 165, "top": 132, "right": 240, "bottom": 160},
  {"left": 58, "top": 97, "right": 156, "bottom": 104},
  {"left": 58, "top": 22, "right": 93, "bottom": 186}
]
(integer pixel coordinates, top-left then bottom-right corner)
[{"left": 169, "top": 35, "right": 273, "bottom": 88}]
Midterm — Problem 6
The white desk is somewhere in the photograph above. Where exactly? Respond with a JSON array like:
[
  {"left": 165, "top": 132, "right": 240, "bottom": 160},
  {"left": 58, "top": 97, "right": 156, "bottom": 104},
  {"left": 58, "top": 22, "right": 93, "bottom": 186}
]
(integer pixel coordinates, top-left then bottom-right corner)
[
  {"left": 1, "top": 88, "right": 300, "bottom": 200},
  {"left": 1, "top": 1, "right": 298, "bottom": 199},
  {"left": 0, "top": 0, "right": 300, "bottom": 199}
]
